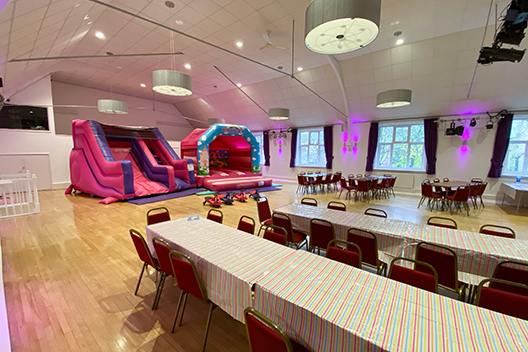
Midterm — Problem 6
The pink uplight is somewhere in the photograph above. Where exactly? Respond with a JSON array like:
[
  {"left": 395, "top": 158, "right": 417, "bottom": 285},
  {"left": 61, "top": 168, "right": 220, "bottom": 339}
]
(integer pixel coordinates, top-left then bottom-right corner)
[
  {"left": 353, "top": 136, "right": 359, "bottom": 143},
  {"left": 353, "top": 146, "right": 358, "bottom": 153},
  {"left": 461, "top": 128, "right": 471, "bottom": 141},
  {"left": 342, "top": 131, "right": 348, "bottom": 143},
  {"left": 279, "top": 139, "right": 283, "bottom": 145},
  {"left": 461, "top": 145, "right": 468, "bottom": 152}
]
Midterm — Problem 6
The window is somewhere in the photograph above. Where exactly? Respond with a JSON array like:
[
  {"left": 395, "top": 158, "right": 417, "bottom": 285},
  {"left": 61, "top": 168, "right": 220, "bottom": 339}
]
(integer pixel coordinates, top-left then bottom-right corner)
[
  {"left": 375, "top": 123, "right": 425, "bottom": 171},
  {"left": 504, "top": 118, "right": 528, "bottom": 175},
  {"left": 296, "top": 128, "right": 327, "bottom": 167},
  {"left": 0, "top": 104, "right": 49, "bottom": 131},
  {"left": 254, "top": 133, "right": 264, "bottom": 165}
]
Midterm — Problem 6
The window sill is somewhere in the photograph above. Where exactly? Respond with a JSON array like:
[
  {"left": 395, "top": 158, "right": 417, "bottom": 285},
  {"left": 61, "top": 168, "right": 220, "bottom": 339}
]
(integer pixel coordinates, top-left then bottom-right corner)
[
  {"left": 373, "top": 168, "right": 426, "bottom": 173},
  {"left": 295, "top": 165, "right": 327, "bottom": 168}
]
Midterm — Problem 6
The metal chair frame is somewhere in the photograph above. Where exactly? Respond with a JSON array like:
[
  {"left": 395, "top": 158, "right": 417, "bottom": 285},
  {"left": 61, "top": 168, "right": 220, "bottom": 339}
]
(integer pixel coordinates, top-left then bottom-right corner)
[
  {"left": 207, "top": 208, "right": 223, "bottom": 223},
  {"left": 426, "top": 216, "right": 458, "bottom": 229},
  {"left": 388, "top": 257, "right": 439, "bottom": 293},
  {"left": 244, "top": 307, "right": 294, "bottom": 352},
  {"left": 147, "top": 206, "right": 171, "bottom": 225}
]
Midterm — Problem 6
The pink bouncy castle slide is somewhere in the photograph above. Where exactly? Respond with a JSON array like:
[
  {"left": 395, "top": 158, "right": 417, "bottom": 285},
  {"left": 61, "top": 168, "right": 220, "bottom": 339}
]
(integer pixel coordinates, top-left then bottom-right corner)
[{"left": 66, "top": 120, "right": 195, "bottom": 204}]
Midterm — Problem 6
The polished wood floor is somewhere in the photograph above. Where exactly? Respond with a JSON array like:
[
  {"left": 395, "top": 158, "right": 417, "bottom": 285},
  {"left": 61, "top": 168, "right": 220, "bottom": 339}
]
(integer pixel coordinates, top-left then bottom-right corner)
[{"left": 2, "top": 184, "right": 528, "bottom": 352}]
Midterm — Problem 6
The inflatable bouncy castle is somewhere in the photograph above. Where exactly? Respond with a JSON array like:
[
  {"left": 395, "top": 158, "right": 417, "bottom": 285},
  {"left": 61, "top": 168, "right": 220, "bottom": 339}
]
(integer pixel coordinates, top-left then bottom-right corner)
[
  {"left": 67, "top": 120, "right": 195, "bottom": 203},
  {"left": 181, "top": 124, "right": 272, "bottom": 191}
]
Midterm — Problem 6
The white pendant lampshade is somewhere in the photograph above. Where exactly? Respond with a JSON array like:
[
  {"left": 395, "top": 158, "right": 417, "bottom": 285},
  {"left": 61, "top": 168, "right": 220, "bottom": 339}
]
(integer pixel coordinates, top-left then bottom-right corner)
[
  {"left": 305, "top": 0, "right": 381, "bottom": 54},
  {"left": 376, "top": 89, "right": 412, "bottom": 108},
  {"left": 269, "top": 108, "right": 290, "bottom": 120},
  {"left": 152, "top": 70, "right": 192, "bottom": 96},
  {"left": 97, "top": 99, "right": 128, "bottom": 114}
]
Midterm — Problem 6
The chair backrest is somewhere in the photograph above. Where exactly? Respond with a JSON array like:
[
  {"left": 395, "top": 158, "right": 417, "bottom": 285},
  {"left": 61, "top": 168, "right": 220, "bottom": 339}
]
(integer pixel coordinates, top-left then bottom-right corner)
[
  {"left": 443, "top": 177, "right": 449, "bottom": 182},
  {"left": 331, "top": 173, "right": 342, "bottom": 182},
  {"left": 388, "top": 176, "right": 397, "bottom": 187},
  {"left": 152, "top": 237, "right": 174, "bottom": 276},
  {"left": 257, "top": 197, "right": 272, "bottom": 223},
  {"left": 347, "top": 228, "right": 380, "bottom": 268},
  {"left": 310, "top": 219, "right": 335, "bottom": 251},
  {"left": 469, "top": 184, "right": 481, "bottom": 197},
  {"left": 207, "top": 209, "right": 223, "bottom": 223},
  {"left": 421, "top": 182, "right": 434, "bottom": 197},
  {"left": 130, "top": 229, "right": 157, "bottom": 268},
  {"left": 479, "top": 224, "right": 516, "bottom": 239},
  {"left": 383, "top": 174, "right": 392, "bottom": 177},
  {"left": 491, "top": 260, "right": 528, "bottom": 296},
  {"left": 433, "top": 178, "right": 440, "bottom": 183},
  {"left": 368, "top": 180, "right": 378, "bottom": 191},
  {"left": 356, "top": 179, "right": 369, "bottom": 192},
  {"left": 296, "top": 174, "right": 306, "bottom": 185},
  {"left": 244, "top": 307, "right": 293, "bottom": 352},
  {"left": 326, "top": 239, "right": 362, "bottom": 268},
  {"left": 427, "top": 216, "right": 458, "bottom": 229},
  {"left": 422, "top": 178, "right": 430, "bottom": 183},
  {"left": 356, "top": 174, "right": 363, "bottom": 178},
  {"left": 364, "top": 208, "right": 387, "bottom": 218},
  {"left": 471, "top": 177, "right": 483, "bottom": 183},
  {"left": 238, "top": 215, "right": 256, "bottom": 235},
  {"left": 389, "top": 257, "right": 438, "bottom": 293},
  {"left": 262, "top": 225, "right": 288, "bottom": 246},
  {"left": 301, "top": 197, "right": 318, "bottom": 207},
  {"left": 327, "top": 201, "right": 346, "bottom": 211},
  {"left": 476, "top": 181, "right": 488, "bottom": 196},
  {"left": 476, "top": 278, "right": 528, "bottom": 320},
  {"left": 415, "top": 241, "right": 460, "bottom": 290},
  {"left": 315, "top": 175, "right": 323, "bottom": 185},
  {"left": 347, "top": 174, "right": 355, "bottom": 179},
  {"left": 147, "top": 207, "right": 171, "bottom": 225},
  {"left": 324, "top": 174, "right": 333, "bottom": 183},
  {"left": 452, "top": 186, "right": 470, "bottom": 202},
  {"left": 271, "top": 213, "right": 295, "bottom": 243},
  {"left": 170, "top": 250, "right": 207, "bottom": 301},
  {"left": 340, "top": 178, "right": 348, "bottom": 189}
]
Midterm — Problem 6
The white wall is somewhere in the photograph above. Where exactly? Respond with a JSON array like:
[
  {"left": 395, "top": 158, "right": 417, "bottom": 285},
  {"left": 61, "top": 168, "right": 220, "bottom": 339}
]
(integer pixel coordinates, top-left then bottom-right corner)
[{"left": 262, "top": 120, "right": 515, "bottom": 199}]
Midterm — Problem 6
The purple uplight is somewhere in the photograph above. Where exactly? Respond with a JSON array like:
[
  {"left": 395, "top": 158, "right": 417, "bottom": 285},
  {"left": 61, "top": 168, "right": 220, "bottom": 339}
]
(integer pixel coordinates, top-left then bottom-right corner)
[
  {"left": 461, "top": 128, "right": 471, "bottom": 141},
  {"left": 342, "top": 131, "right": 348, "bottom": 143},
  {"left": 353, "top": 146, "right": 358, "bottom": 153},
  {"left": 461, "top": 145, "right": 468, "bottom": 152},
  {"left": 353, "top": 136, "right": 359, "bottom": 143},
  {"left": 342, "top": 146, "right": 347, "bottom": 154}
]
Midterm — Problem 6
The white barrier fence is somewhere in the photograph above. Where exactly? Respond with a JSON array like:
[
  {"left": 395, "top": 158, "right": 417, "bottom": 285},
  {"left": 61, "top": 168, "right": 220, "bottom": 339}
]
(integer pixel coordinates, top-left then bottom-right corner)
[{"left": 0, "top": 170, "right": 40, "bottom": 218}]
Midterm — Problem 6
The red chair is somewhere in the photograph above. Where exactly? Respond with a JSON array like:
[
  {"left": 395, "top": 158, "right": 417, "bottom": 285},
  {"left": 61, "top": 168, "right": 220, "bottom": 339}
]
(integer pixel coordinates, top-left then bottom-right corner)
[
  {"left": 257, "top": 197, "right": 273, "bottom": 235},
  {"left": 301, "top": 197, "right": 318, "bottom": 207},
  {"left": 237, "top": 215, "right": 256, "bottom": 235},
  {"left": 475, "top": 278, "right": 528, "bottom": 320},
  {"left": 379, "top": 178, "right": 391, "bottom": 198},
  {"left": 326, "top": 239, "right": 362, "bottom": 268},
  {"left": 169, "top": 250, "right": 216, "bottom": 351},
  {"left": 356, "top": 174, "right": 363, "bottom": 178},
  {"left": 152, "top": 237, "right": 174, "bottom": 310},
  {"left": 433, "top": 178, "right": 440, "bottom": 183},
  {"left": 471, "top": 177, "right": 483, "bottom": 183},
  {"left": 272, "top": 212, "right": 307, "bottom": 250},
  {"left": 129, "top": 229, "right": 159, "bottom": 295},
  {"left": 296, "top": 174, "right": 308, "bottom": 194},
  {"left": 330, "top": 172, "right": 342, "bottom": 191},
  {"left": 388, "top": 176, "right": 397, "bottom": 197},
  {"left": 323, "top": 174, "right": 333, "bottom": 192},
  {"left": 479, "top": 224, "right": 516, "bottom": 239},
  {"left": 309, "top": 219, "right": 335, "bottom": 254},
  {"left": 327, "top": 201, "right": 346, "bottom": 211},
  {"left": 356, "top": 179, "right": 370, "bottom": 202},
  {"left": 427, "top": 216, "right": 458, "bottom": 229},
  {"left": 339, "top": 178, "right": 355, "bottom": 200},
  {"left": 244, "top": 307, "right": 311, "bottom": 352},
  {"left": 262, "top": 225, "right": 288, "bottom": 246},
  {"left": 207, "top": 209, "right": 223, "bottom": 223},
  {"left": 468, "top": 183, "right": 482, "bottom": 209},
  {"left": 388, "top": 257, "right": 438, "bottom": 293},
  {"left": 415, "top": 241, "right": 467, "bottom": 300},
  {"left": 443, "top": 177, "right": 450, "bottom": 182},
  {"left": 364, "top": 208, "right": 387, "bottom": 218},
  {"left": 475, "top": 181, "right": 488, "bottom": 208},
  {"left": 491, "top": 260, "right": 528, "bottom": 296},
  {"left": 418, "top": 182, "right": 443, "bottom": 209},
  {"left": 147, "top": 207, "right": 171, "bottom": 225},
  {"left": 347, "top": 227, "right": 387, "bottom": 275},
  {"left": 445, "top": 186, "right": 470, "bottom": 216}
]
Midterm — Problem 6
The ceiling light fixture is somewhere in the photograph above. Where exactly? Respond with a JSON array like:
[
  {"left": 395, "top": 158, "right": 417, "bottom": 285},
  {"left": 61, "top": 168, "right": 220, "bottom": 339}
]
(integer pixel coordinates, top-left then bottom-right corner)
[
  {"left": 305, "top": 0, "right": 381, "bottom": 54},
  {"left": 140, "top": 83, "right": 146, "bottom": 87},
  {"left": 236, "top": 41, "right": 243, "bottom": 48},
  {"left": 184, "top": 63, "right": 191, "bottom": 69},
  {"left": 95, "top": 31, "right": 105, "bottom": 39},
  {"left": 97, "top": 99, "right": 128, "bottom": 114},
  {"left": 376, "top": 89, "right": 412, "bottom": 108},
  {"left": 396, "top": 38, "right": 404, "bottom": 45},
  {"left": 297, "top": 67, "right": 303, "bottom": 72},
  {"left": 237, "top": 83, "right": 242, "bottom": 87},
  {"left": 269, "top": 108, "right": 290, "bottom": 120}
]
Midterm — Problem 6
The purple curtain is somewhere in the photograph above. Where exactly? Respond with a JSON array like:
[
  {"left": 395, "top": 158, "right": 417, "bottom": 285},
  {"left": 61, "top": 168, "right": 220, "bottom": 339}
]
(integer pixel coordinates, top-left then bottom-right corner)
[
  {"left": 365, "top": 122, "right": 378, "bottom": 172},
  {"left": 289, "top": 128, "right": 298, "bottom": 168},
  {"left": 424, "top": 118, "right": 438, "bottom": 175},
  {"left": 323, "top": 125, "right": 333, "bottom": 169},
  {"left": 263, "top": 131, "right": 270, "bottom": 166},
  {"left": 488, "top": 113, "right": 514, "bottom": 178}
]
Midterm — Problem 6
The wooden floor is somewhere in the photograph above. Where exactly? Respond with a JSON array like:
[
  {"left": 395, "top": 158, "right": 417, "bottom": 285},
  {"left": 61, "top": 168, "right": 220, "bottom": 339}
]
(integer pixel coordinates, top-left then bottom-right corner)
[{"left": 2, "top": 184, "right": 528, "bottom": 352}]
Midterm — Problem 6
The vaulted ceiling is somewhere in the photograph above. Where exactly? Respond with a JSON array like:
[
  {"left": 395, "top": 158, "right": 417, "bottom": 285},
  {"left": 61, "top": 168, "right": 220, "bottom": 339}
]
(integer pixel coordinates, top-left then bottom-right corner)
[{"left": 1, "top": 0, "right": 527, "bottom": 131}]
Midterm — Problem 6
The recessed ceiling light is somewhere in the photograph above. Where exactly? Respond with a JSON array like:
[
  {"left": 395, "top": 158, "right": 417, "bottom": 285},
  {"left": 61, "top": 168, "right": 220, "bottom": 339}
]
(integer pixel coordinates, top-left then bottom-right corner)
[
  {"left": 396, "top": 38, "right": 404, "bottom": 45},
  {"left": 140, "top": 83, "right": 146, "bottom": 87},
  {"left": 184, "top": 63, "right": 191, "bottom": 69},
  {"left": 117, "top": 66, "right": 122, "bottom": 69},
  {"left": 87, "top": 21, "right": 92, "bottom": 25},
  {"left": 237, "top": 83, "right": 242, "bottom": 87},
  {"left": 236, "top": 41, "right": 243, "bottom": 48},
  {"left": 175, "top": 19, "right": 184, "bottom": 25},
  {"left": 297, "top": 67, "right": 303, "bottom": 72},
  {"left": 95, "top": 31, "right": 105, "bottom": 39},
  {"left": 84, "top": 15, "right": 89, "bottom": 20}
]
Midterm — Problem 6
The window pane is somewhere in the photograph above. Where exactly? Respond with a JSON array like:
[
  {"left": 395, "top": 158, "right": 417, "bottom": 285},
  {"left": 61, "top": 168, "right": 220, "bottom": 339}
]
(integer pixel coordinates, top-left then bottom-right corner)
[
  {"left": 308, "top": 145, "right": 319, "bottom": 165},
  {"left": 300, "top": 132, "right": 309, "bottom": 145},
  {"left": 319, "top": 146, "right": 327, "bottom": 166},
  {"left": 409, "top": 144, "right": 423, "bottom": 168},
  {"left": 380, "top": 127, "right": 393, "bottom": 143},
  {"left": 506, "top": 143, "right": 526, "bottom": 173},
  {"left": 378, "top": 145, "right": 391, "bottom": 167},
  {"left": 395, "top": 127, "right": 408, "bottom": 142},
  {"left": 300, "top": 146, "right": 308, "bottom": 164},
  {"left": 310, "top": 132, "right": 319, "bottom": 145},
  {"left": 391, "top": 144, "right": 408, "bottom": 168},
  {"left": 410, "top": 125, "right": 424, "bottom": 142},
  {"left": 510, "top": 120, "right": 528, "bottom": 141}
]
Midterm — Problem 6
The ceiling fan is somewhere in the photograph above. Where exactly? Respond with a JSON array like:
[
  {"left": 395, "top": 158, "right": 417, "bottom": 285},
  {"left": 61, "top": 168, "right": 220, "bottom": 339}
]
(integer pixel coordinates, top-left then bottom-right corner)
[{"left": 258, "top": 30, "right": 289, "bottom": 51}]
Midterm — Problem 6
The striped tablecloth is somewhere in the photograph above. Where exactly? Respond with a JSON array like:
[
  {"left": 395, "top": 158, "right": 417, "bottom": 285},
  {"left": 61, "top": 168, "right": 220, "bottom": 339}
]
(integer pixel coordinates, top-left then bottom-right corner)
[
  {"left": 146, "top": 217, "right": 297, "bottom": 322},
  {"left": 274, "top": 203, "right": 528, "bottom": 284},
  {"left": 254, "top": 249, "right": 528, "bottom": 352}
]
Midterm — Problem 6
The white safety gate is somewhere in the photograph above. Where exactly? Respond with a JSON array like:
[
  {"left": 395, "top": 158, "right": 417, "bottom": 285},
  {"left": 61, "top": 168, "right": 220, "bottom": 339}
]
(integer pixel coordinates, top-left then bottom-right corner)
[{"left": 0, "top": 170, "right": 40, "bottom": 218}]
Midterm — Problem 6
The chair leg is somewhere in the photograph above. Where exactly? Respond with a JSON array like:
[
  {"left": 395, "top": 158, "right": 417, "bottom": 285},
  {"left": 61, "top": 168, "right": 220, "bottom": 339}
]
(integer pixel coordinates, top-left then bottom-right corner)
[
  {"left": 201, "top": 303, "right": 217, "bottom": 352},
  {"left": 152, "top": 273, "right": 167, "bottom": 310},
  {"left": 178, "top": 292, "right": 189, "bottom": 327},
  {"left": 172, "top": 290, "right": 185, "bottom": 333},
  {"left": 135, "top": 263, "right": 147, "bottom": 295}
]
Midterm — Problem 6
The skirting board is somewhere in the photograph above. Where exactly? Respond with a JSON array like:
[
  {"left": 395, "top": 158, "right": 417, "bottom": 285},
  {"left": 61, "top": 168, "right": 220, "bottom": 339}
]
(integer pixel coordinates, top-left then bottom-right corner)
[
  {"left": 53, "top": 181, "right": 71, "bottom": 190},
  {"left": 0, "top": 231, "right": 12, "bottom": 352}
]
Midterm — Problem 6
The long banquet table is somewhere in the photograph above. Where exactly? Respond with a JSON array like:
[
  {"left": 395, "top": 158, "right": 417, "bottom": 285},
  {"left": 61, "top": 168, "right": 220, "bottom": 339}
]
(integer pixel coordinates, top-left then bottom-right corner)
[
  {"left": 274, "top": 203, "right": 528, "bottom": 284},
  {"left": 146, "top": 216, "right": 528, "bottom": 351},
  {"left": 500, "top": 182, "right": 528, "bottom": 212}
]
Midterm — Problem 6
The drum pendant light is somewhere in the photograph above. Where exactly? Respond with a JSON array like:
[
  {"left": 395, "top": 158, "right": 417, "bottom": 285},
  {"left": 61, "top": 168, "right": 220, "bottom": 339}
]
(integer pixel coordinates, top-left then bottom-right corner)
[
  {"left": 376, "top": 89, "right": 412, "bottom": 108},
  {"left": 152, "top": 70, "right": 192, "bottom": 96},
  {"left": 269, "top": 108, "right": 290, "bottom": 120},
  {"left": 97, "top": 99, "right": 128, "bottom": 114},
  {"left": 305, "top": 0, "right": 381, "bottom": 54}
]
